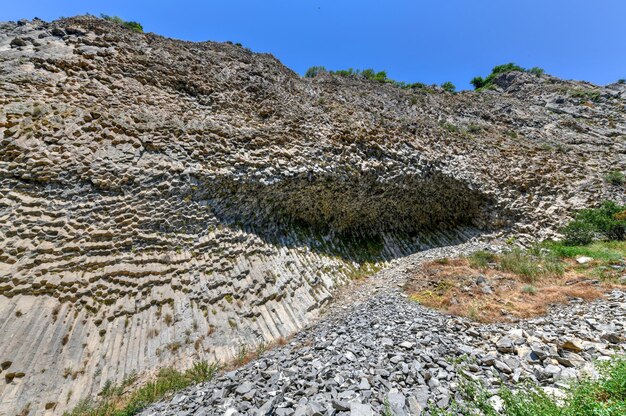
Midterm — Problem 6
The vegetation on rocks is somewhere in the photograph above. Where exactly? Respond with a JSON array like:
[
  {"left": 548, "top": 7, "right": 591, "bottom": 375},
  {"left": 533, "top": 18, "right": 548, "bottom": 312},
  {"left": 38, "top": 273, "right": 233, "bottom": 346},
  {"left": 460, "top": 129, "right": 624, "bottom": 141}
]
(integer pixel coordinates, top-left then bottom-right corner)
[
  {"left": 304, "top": 66, "right": 390, "bottom": 82},
  {"left": 560, "top": 201, "right": 626, "bottom": 245},
  {"left": 441, "top": 81, "right": 456, "bottom": 92},
  {"left": 604, "top": 170, "right": 625, "bottom": 186},
  {"left": 408, "top": 202, "right": 626, "bottom": 323},
  {"left": 453, "top": 355, "right": 626, "bottom": 416},
  {"left": 304, "top": 65, "right": 430, "bottom": 89},
  {"left": 65, "top": 362, "right": 218, "bottom": 416},
  {"left": 100, "top": 14, "right": 143, "bottom": 33},
  {"left": 470, "top": 62, "right": 545, "bottom": 89}
]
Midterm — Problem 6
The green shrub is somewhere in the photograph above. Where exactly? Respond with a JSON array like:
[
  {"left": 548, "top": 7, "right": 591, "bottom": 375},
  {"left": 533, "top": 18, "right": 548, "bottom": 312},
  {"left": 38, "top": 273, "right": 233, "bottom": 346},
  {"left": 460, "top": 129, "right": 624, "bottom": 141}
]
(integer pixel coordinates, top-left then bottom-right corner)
[
  {"left": 569, "top": 88, "right": 601, "bottom": 103},
  {"left": 561, "top": 201, "right": 626, "bottom": 244},
  {"left": 470, "top": 76, "right": 486, "bottom": 89},
  {"left": 304, "top": 66, "right": 327, "bottom": 78},
  {"left": 101, "top": 14, "right": 143, "bottom": 33},
  {"left": 306, "top": 66, "right": 429, "bottom": 89},
  {"left": 470, "top": 63, "right": 541, "bottom": 90},
  {"left": 468, "top": 250, "right": 497, "bottom": 269},
  {"left": 441, "top": 122, "right": 459, "bottom": 133},
  {"left": 561, "top": 220, "right": 597, "bottom": 245},
  {"left": 604, "top": 170, "right": 625, "bottom": 186},
  {"left": 459, "top": 356, "right": 626, "bottom": 416},
  {"left": 328, "top": 68, "right": 351, "bottom": 77},
  {"left": 491, "top": 62, "right": 526, "bottom": 75},
  {"left": 400, "top": 81, "right": 427, "bottom": 89},
  {"left": 618, "top": 79, "right": 626, "bottom": 84},
  {"left": 358, "top": 68, "right": 388, "bottom": 82},
  {"left": 123, "top": 21, "right": 143, "bottom": 33},
  {"left": 441, "top": 81, "right": 456, "bottom": 92}
]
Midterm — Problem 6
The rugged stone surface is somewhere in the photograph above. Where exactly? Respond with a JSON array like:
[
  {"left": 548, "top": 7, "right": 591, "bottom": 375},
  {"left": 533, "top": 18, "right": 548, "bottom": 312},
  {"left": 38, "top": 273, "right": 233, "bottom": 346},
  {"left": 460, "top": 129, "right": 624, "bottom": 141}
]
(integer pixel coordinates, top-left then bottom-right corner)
[
  {"left": 141, "top": 288, "right": 625, "bottom": 415},
  {"left": 0, "top": 15, "right": 624, "bottom": 414}
]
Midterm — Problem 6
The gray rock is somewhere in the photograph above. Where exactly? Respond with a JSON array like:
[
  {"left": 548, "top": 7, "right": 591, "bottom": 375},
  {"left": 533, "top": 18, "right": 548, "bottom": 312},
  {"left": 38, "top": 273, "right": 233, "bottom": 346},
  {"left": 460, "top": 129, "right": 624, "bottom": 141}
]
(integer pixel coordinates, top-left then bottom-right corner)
[
  {"left": 350, "top": 403, "right": 374, "bottom": 416},
  {"left": 496, "top": 337, "right": 516, "bottom": 354},
  {"left": 235, "top": 382, "right": 254, "bottom": 395},
  {"left": 494, "top": 360, "right": 512, "bottom": 374}
]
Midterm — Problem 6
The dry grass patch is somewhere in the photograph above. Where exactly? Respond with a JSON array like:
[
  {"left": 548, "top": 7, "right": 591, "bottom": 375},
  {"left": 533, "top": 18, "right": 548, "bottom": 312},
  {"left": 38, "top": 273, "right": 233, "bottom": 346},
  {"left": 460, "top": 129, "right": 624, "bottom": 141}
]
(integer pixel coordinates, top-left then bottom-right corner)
[
  {"left": 226, "top": 336, "right": 290, "bottom": 370},
  {"left": 406, "top": 250, "right": 623, "bottom": 323}
]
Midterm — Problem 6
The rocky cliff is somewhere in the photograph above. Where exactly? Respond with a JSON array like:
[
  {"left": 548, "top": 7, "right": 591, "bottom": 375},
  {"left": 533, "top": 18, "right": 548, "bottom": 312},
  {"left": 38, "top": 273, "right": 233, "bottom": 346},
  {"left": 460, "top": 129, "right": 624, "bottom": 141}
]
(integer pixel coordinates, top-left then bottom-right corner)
[{"left": 0, "top": 16, "right": 624, "bottom": 414}]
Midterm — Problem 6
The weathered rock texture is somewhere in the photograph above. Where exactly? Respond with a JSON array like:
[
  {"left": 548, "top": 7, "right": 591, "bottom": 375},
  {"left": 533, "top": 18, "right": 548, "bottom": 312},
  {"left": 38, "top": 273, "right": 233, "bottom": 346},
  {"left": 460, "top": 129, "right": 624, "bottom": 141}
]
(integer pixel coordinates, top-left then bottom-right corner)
[{"left": 0, "top": 16, "right": 624, "bottom": 414}]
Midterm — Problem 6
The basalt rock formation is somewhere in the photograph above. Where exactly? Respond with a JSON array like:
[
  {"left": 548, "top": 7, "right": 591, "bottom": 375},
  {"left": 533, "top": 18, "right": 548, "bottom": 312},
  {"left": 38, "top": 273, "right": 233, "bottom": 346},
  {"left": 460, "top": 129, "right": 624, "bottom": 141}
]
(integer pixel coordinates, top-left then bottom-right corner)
[{"left": 0, "top": 16, "right": 624, "bottom": 414}]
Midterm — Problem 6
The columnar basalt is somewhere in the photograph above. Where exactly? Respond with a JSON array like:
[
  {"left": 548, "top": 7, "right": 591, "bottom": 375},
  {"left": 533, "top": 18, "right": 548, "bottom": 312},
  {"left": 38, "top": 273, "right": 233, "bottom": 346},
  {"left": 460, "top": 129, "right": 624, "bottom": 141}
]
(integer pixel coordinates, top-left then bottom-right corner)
[{"left": 0, "top": 16, "right": 624, "bottom": 414}]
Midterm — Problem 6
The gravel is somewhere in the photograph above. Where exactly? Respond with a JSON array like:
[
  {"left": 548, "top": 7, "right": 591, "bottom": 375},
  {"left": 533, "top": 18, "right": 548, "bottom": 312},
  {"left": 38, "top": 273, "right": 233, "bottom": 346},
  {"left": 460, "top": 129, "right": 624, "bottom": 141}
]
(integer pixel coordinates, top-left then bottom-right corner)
[{"left": 141, "top": 286, "right": 625, "bottom": 415}]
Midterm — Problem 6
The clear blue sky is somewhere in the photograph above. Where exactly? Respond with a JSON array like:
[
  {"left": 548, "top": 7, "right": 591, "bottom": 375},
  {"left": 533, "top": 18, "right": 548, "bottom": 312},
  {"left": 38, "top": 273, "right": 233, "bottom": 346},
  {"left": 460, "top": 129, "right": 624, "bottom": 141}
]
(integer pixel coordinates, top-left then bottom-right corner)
[{"left": 4, "top": 1, "right": 626, "bottom": 89}]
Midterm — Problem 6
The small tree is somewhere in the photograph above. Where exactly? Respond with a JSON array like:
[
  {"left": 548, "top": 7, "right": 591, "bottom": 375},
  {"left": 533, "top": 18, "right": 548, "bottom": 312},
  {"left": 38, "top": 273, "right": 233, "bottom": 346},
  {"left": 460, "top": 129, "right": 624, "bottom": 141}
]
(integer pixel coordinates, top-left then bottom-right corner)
[
  {"left": 123, "top": 21, "right": 143, "bottom": 33},
  {"left": 470, "top": 63, "right": 539, "bottom": 90},
  {"left": 100, "top": 14, "right": 143, "bottom": 33},
  {"left": 470, "top": 76, "right": 486, "bottom": 89},
  {"left": 441, "top": 81, "right": 456, "bottom": 92},
  {"left": 360, "top": 69, "right": 388, "bottom": 82},
  {"left": 304, "top": 66, "right": 327, "bottom": 78}
]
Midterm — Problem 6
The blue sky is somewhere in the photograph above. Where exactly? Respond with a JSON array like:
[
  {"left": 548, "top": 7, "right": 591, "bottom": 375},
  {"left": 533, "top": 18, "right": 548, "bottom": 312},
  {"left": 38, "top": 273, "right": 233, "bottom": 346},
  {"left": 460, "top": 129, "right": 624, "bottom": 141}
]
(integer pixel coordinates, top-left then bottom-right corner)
[{"left": 4, "top": 1, "right": 626, "bottom": 89}]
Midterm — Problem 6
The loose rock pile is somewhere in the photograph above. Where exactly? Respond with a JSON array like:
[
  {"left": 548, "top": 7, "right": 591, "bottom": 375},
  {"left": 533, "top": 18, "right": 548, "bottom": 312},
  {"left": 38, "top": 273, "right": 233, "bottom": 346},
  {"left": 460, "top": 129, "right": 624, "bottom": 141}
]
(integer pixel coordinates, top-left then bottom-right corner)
[{"left": 142, "top": 289, "right": 625, "bottom": 415}]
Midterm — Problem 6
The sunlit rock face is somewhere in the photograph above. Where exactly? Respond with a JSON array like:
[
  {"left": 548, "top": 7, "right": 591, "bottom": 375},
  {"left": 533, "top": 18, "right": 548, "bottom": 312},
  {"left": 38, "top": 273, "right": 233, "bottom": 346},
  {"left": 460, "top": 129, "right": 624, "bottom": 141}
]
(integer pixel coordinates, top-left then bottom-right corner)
[{"left": 0, "top": 16, "right": 624, "bottom": 414}]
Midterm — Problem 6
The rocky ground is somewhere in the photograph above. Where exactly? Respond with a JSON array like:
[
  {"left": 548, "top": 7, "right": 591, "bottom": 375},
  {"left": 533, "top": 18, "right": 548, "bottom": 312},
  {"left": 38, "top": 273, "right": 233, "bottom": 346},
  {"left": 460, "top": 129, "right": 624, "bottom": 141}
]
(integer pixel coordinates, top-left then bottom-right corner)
[{"left": 141, "top": 245, "right": 626, "bottom": 415}]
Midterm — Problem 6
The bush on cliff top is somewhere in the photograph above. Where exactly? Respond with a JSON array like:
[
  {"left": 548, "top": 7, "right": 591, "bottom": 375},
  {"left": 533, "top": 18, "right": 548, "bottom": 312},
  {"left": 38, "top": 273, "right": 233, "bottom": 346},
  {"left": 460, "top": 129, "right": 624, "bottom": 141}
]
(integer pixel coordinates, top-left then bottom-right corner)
[
  {"left": 304, "top": 66, "right": 432, "bottom": 90},
  {"left": 470, "top": 63, "right": 545, "bottom": 90},
  {"left": 100, "top": 14, "right": 143, "bottom": 33},
  {"left": 441, "top": 81, "right": 456, "bottom": 92},
  {"left": 305, "top": 67, "right": 390, "bottom": 82}
]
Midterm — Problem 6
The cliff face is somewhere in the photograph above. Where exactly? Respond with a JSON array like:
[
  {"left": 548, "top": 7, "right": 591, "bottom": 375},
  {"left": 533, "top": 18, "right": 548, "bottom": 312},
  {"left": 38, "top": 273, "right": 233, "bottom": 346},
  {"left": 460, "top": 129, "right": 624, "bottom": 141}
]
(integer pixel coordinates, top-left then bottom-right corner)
[{"left": 0, "top": 16, "right": 624, "bottom": 414}]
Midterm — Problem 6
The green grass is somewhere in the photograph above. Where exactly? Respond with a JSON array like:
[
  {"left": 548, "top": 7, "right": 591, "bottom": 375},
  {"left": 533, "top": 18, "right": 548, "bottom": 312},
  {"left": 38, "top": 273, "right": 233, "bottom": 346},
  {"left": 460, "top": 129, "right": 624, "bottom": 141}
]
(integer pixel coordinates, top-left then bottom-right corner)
[
  {"left": 542, "top": 240, "right": 625, "bottom": 263},
  {"left": 467, "top": 248, "right": 566, "bottom": 282},
  {"left": 65, "top": 361, "right": 219, "bottom": 416},
  {"left": 499, "top": 249, "right": 564, "bottom": 282},
  {"left": 468, "top": 250, "right": 498, "bottom": 269},
  {"left": 499, "top": 249, "right": 541, "bottom": 281},
  {"left": 604, "top": 171, "right": 625, "bottom": 186},
  {"left": 458, "top": 356, "right": 626, "bottom": 416}
]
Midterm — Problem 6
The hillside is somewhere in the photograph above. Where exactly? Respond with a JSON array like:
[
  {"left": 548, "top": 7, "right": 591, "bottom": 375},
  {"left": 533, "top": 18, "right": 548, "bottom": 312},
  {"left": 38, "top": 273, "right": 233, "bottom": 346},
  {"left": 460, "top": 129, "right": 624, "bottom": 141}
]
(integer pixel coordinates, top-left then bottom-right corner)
[{"left": 0, "top": 16, "right": 624, "bottom": 415}]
